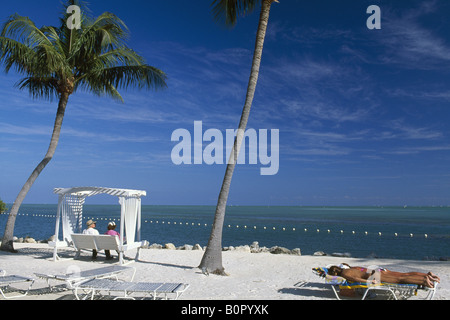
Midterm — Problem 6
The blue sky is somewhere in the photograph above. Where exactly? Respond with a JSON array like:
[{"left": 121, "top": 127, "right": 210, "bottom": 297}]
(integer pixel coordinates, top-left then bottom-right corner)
[{"left": 1, "top": 0, "right": 450, "bottom": 206}]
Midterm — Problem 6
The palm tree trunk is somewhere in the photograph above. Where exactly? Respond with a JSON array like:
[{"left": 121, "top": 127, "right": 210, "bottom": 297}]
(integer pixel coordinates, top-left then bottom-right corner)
[
  {"left": 199, "top": 0, "right": 274, "bottom": 274},
  {"left": 0, "top": 92, "right": 70, "bottom": 252}
]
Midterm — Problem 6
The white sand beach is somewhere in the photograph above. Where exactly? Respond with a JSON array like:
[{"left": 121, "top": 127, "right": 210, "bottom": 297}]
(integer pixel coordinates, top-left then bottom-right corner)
[{"left": 0, "top": 243, "right": 448, "bottom": 301}]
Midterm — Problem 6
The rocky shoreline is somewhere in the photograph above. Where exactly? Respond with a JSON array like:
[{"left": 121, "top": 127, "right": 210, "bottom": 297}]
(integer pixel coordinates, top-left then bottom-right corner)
[
  {"left": 8, "top": 236, "right": 450, "bottom": 261},
  {"left": 11, "top": 237, "right": 302, "bottom": 255},
  {"left": 146, "top": 241, "right": 302, "bottom": 255}
]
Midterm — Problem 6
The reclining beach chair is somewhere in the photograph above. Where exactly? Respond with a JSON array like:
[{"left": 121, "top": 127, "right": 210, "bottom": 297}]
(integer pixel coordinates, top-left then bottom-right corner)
[
  {"left": 0, "top": 269, "right": 35, "bottom": 299},
  {"left": 72, "top": 278, "right": 189, "bottom": 300},
  {"left": 35, "top": 265, "right": 136, "bottom": 291},
  {"left": 312, "top": 267, "right": 437, "bottom": 300}
]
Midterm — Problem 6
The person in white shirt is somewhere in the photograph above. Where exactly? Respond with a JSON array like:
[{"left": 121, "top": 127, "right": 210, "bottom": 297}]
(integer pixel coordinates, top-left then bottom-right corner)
[{"left": 83, "top": 220, "right": 99, "bottom": 259}]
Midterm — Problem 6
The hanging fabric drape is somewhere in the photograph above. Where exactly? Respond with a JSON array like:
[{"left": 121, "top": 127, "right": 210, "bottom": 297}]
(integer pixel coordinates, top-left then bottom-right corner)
[
  {"left": 119, "top": 196, "right": 140, "bottom": 245},
  {"left": 60, "top": 194, "right": 85, "bottom": 244}
]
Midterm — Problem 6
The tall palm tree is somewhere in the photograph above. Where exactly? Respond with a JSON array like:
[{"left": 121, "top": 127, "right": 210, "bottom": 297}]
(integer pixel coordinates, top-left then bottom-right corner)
[
  {"left": 0, "top": 0, "right": 167, "bottom": 252},
  {"left": 199, "top": 0, "right": 278, "bottom": 275}
]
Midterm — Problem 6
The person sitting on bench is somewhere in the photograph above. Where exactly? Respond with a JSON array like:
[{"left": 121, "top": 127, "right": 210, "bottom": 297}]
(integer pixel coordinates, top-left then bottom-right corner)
[
  {"left": 104, "top": 221, "right": 120, "bottom": 260},
  {"left": 82, "top": 220, "right": 99, "bottom": 260}
]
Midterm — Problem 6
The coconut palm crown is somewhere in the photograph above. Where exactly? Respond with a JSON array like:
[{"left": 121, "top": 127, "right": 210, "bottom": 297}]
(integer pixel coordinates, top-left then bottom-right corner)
[
  {"left": 0, "top": 0, "right": 167, "bottom": 252},
  {"left": 0, "top": 1, "right": 166, "bottom": 101}
]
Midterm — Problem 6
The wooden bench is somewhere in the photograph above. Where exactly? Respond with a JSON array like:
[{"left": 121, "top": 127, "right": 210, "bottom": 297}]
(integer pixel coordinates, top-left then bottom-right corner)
[{"left": 71, "top": 234, "right": 145, "bottom": 265}]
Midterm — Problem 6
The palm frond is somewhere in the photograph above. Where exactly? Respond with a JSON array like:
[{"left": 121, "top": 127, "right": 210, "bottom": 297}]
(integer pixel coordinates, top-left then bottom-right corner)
[
  {"left": 0, "top": 36, "right": 36, "bottom": 74},
  {"left": 1, "top": 1, "right": 167, "bottom": 102},
  {"left": 68, "top": 12, "right": 128, "bottom": 59},
  {"left": 211, "top": 0, "right": 260, "bottom": 26},
  {"left": 75, "top": 78, "right": 124, "bottom": 102},
  {"left": 0, "top": 14, "right": 69, "bottom": 79},
  {"left": 81, "top": 64, "right": 167, "bottom": 94},
  {"left": 1, "top": 14, "right": 52, "bottom": 48},
  {"left": 15, "top": 76, "right": 59, "bottom": 101}
]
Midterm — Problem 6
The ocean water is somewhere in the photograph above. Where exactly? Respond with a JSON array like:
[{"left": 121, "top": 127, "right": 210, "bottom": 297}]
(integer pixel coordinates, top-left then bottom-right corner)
[{"left": 0, "top": 205, "right": 449, "bottom": 260}]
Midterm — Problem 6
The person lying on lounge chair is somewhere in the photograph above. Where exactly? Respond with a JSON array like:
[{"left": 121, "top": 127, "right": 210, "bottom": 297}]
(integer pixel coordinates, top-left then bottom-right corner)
[{"left": 328, "top": 264, "right": 440, "bottom": 288}]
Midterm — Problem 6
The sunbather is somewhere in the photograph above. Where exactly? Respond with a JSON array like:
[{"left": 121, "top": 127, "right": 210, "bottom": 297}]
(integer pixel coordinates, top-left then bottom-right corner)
[{"left": 328, "top": 264, "right": 440, "bottom": 288}]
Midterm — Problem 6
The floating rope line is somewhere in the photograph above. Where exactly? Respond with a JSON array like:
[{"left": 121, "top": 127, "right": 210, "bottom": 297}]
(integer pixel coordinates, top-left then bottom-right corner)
[{"left": 2, "top": 212, "right": 437, "bottom": 239}]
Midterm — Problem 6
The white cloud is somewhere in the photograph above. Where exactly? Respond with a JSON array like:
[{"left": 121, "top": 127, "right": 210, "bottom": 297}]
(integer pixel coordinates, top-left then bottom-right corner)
[
  {"left": 385, "top": 145, "right": 450, "bottom": 155},
  {"left": 376, "top": 1, "right": 450, "bottom": 69},
  {"left": 0, "top": 122, "right": 51, "bottom": 136},
  {"left": 384, "top": 120, "right": 443, "bottom": 140}
]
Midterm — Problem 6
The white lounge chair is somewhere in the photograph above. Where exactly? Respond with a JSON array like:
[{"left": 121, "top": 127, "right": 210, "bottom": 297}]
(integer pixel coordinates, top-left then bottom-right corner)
[
  {"left": 312, "top": 267, "right": 437, "bottom": 300},
  {"left": 73, "top": 278, "right": 189, "bottom": 300},
  {"left": 0, "top": 270, "right": 35, "bottom": 299},
  {"left": 35, "top": 265, "right": 136, "bottom": 291}
]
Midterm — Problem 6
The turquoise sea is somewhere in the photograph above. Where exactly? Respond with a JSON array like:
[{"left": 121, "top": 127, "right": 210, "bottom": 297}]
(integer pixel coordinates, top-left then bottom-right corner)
[{"left": 1, "top": 205, "right": 449, "bottom": 260}]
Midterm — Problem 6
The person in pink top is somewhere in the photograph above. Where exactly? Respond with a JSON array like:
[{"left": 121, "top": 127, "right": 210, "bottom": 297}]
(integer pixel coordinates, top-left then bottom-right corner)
[
  {"left": 105, "top": 221, "right": 120, "bottom": 236},
  {"left": 105, "top": 221, "right": 120, "bottom": 260}
]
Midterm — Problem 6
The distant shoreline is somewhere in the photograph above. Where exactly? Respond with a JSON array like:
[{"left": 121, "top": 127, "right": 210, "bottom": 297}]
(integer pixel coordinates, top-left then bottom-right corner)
[{"left": 3, "top": 237, "right": 449, "bottom": 262}]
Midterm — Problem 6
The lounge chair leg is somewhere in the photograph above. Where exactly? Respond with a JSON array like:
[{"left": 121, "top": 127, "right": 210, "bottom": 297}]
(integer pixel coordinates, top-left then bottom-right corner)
[
  {"left": 43, "top": 278, "right": 53, "bottom": 291},
  {"left": 331, "top": 286, "right": 341, "bottom": 300},
  {"left": 135, "top": 248, "right": 141, "bottom": 262},
  {"left": 0, "top": 280, "right": 35, "bottom": 300},
  {"left": 53, "top": 248, "right": 60, "bottom": 261},
  {"left": 423, "top": 282, "right": 437, "bottom": 300},
  {"left": 0, "top": 287, "right": 7, "bottom": 299}
]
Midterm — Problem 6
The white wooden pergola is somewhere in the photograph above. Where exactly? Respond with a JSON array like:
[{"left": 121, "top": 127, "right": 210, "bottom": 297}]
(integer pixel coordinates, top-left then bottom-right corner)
[{"left": 50, "top": 187, "right": 147, "bottom": 263}]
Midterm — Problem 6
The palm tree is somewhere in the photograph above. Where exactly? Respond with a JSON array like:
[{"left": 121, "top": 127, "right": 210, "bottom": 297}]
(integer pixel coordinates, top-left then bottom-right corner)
[
  {"left": 0, "top": 199, "right": 7, "bottom": 214},
  {"left": 0, "top": 0, "right": 167, "bottom": 252},
  {"left": 199, "top": 0, "right": 278, "bottom": 275}
]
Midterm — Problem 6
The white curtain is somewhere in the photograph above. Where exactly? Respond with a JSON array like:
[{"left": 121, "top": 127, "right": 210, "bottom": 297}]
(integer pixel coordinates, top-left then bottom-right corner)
[
  {"left": 61, "top": 194, "right": 85, "bottom": 244},
  {"left": 119, "top": 196, "right": 140, "bottom": 245}
]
